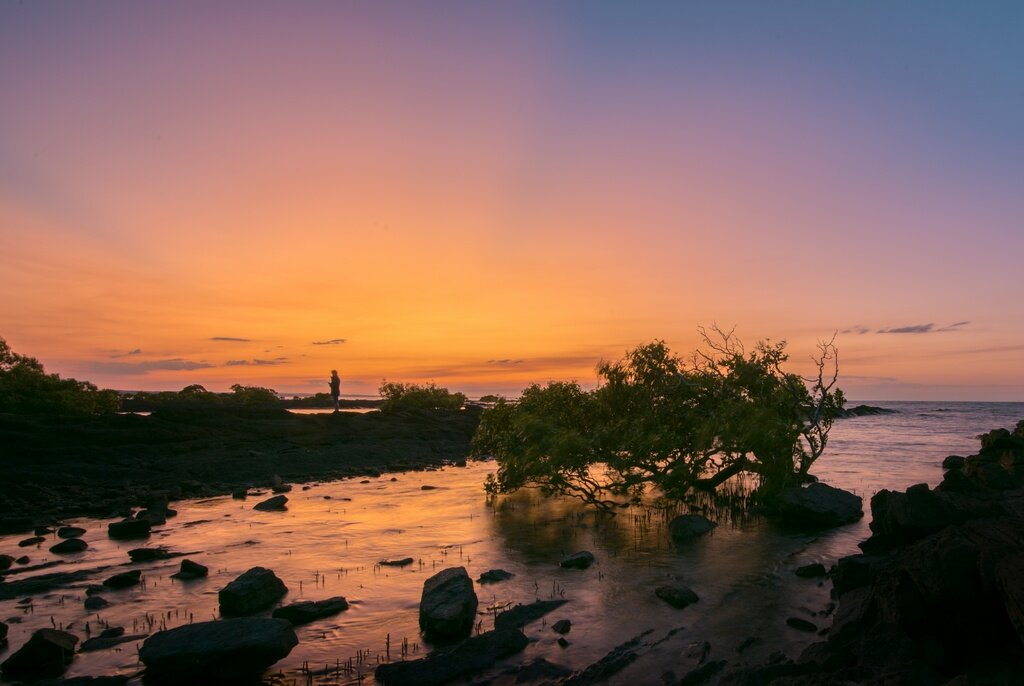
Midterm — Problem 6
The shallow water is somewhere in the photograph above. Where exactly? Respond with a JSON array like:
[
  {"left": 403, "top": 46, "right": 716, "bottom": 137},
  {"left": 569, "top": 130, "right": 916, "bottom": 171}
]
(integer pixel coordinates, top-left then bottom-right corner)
[{"left": 1, "top": 401, "right": 1021, "bottom": 685}]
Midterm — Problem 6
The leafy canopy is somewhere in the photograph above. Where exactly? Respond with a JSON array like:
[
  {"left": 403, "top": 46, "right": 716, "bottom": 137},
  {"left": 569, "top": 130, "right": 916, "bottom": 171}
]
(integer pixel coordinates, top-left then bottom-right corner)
[
  {"left": 0, "top": 337, "right": 120, "bottom": 415},
  {"left": 473, "top": 329, "right": 844, "bottom": 509},
  {"left": 379, "top": 381, "right": 466, "bottom": 411}
]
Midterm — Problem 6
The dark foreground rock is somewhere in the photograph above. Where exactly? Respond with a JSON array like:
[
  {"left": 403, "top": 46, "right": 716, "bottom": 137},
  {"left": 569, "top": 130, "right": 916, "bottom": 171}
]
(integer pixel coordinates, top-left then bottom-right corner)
[
  {"left": 669, "top": 514, "right": 718, "bottom": 541},
  {"left": 49, "top": 538, "right": 88, "bottom": 554},
  {"left": 1, "top": 629, "right": 78, "bottom": 680},
  {"left": 655, "top": 584, "right": 699, "bottom": 609},
  {"left": 495, "top": 599, "right": 569, "bottom": 631},
  {"left": 139, "top": 618, "right": 297, "bottom": 683},
  {"left": 57, "top": 526, "right": 86, "bottom": 539},
  {"left": 219, "top": 566, "right": 288, "bottom": 615},
  {"left": 419, "top": 566, "right": 478, "bottom": 642},
  {"left": 272, "top": 596, "right": 349, "bottom": 625},
  {"left": 107, "top": 518, "right": 151, "bottom": 540},
  {"left": 773, "top": 482, "right": 863, "bottom": 527},
  {"left": 560, "top": 550, "right": 595, "bottom": 569},
  {"left": 375, "top": 628, "right": 528, "bottom": 686},
  {"left": 171, "top": 558, "right": 208, "bottom": 580}
]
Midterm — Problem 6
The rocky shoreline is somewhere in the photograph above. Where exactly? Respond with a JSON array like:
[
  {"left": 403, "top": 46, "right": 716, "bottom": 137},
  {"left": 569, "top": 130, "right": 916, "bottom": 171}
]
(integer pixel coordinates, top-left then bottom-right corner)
[{"left": 0, "top": 407, "right": 481, "bottom": 529}]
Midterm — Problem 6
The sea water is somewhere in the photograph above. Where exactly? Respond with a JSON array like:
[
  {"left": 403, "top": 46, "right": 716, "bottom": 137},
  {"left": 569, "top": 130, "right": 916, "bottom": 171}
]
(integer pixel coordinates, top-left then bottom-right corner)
[{"left": 0, "top": 401, "right": 1021, "bottom": 685}]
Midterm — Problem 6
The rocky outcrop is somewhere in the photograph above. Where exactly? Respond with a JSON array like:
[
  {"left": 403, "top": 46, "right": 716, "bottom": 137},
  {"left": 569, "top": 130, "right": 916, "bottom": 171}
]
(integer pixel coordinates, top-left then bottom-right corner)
[
  {"left": 138, "top": 618, "right": 297, "bottom": 683},
  {"left": 668, "top": 514, "right": 717, "bottom": 541},
  {"left": 218, "top": 567, "right": 287, "bottom": 616},
  {"left": 272, "top": 596, "right": 349, "bottom": 625},
  {"left": 774, "top": 482, "right": 863, "bottom": 527},
  {"left": 418, "top": 566, "right": 478, "bottom": 642},
  {"left": 1, "top": 629, "right": 78, "bottom": 680},
  {"left": 376, "top": 628, "right": 527, "bottom": 686}
]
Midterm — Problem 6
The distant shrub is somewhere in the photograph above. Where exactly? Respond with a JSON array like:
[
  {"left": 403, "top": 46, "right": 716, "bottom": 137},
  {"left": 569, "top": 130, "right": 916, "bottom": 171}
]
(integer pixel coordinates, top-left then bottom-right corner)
[
  {"left": 478, "top": 394, "right": 503, "bottom": 403},
  {"left": 379, "top": 381, "right": 466, "bottom": 411},
  {"left": 0, "top": 337, "right": 120, "bottom": 415}
]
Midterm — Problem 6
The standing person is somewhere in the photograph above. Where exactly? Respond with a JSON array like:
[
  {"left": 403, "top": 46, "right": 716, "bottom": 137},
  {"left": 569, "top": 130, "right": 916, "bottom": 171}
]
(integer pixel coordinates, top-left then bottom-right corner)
[{"left": 329, "top": 370, "right": 341, "bottom": 413}]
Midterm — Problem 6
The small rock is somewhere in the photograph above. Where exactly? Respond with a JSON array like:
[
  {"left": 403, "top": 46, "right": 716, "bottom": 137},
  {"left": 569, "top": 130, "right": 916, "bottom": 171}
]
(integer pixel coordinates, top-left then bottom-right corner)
[
  {"left": 419, "top": 566, "right": 478, "bottom": 642},
  {"left": 85, "top": 596, "right": 110, "bottom": 611},
  {"left": 15, "top": 556, "right": 29, "bottom": 564},
  {"left": 552, "top": 619, "right": 572, "bottom": 634},
  {"left": 775, "top": 483, "right": 863, "bottom": 528},
  {"left": 49, "top": 538, "right": 88, "bottom": 554},
  {"left": 80, "top": 627, "right": 148, "bottom": 652},
  {"left": 495, "top": 600, "right": 568, "bottom": 631},
  {"left": 272, "top": 596, "right": 349, "bottom": 625},
  {"left": 669, "top": 515, "right": 718, "bottom": 541},
  {"left": 103, "top": 570, "right": 142, "bottom": 590},
  {"left": 379, "top": 557, "right": 414, "bottom": 567},
  {"left": 795, "top": 563, "right": 827, "bottom": 578},
  {"left": 254, "top": 495, "right": 288, "bottom": 512},
  {"left": 558, "top": 637, "right": 570, "bottom": 648},
  {"left": 128, "top": 547, "right": 175, "bottom": 563},
  {"left": 107, "top": 519, "right": 151, "bottom": 540},
  {"left": 57, "top": 526, "right": 86, "bottom": 539},
  {"left": 171, "top": 559, "right": 208, "bottom": 581},
  {"left": 0, "top": 629, "right": 78, "bottom": 680},
  {"left": 421, "top": 485, "right": 438, "bottom": 490},
  {"left": 271, "top": 484, "right": 292, "bottom": 494},
  {"left": 34, "top": 526, "right": 53, "bottom": 536},
  {"left": 219, "top": 567, "right": 288, "bottom": 616},
  {"left": 478, "top": 569, "right": 514, "bottom": 583},
  {"left": 231, "top": 488, "right": 249, "bottom": 499},
  {"left": 656, "top": 585, "right": 700, "bottom": 609},
  {"left": 560, "top": 551, "right": 595, "bottom": 569},
  {"left": 0, "top": 554, "right": 13, "bottom": 570},
  {"left": 786, "top": 617, "right": 817, "bottom": 632},
  {"left": 18, "top": 536, "right": 45, "bottom": 547}
]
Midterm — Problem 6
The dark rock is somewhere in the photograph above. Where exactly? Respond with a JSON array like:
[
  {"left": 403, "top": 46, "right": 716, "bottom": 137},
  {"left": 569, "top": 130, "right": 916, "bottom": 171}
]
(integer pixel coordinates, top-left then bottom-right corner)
[
  {"left": 562, "top": 630, "right": 652, "bottom": 685},
  {"left": 0, "top": 620, "right": 6, "bottom": 643},
  {"left": 84, "top": 595, "right": 109, "bottom": 611},
  {"left": 231, "top": 488, "right": 248, "bottom": 499},
  {"left": 419, "top": 566, "right": 478, "bottom": 641},
  {"left": 128, "top": 547, "right": 177, "bottom": 562},
  {"left": 16, "top": 555, "right": 29, "bottom": 564},
  {"left": 80, "top": 627, "right": 148, "bottom": 652},
  {"left": 494, "top": 599, "right": 569, "bottom": 631},
  {"left": 477, "top": 568, "right": 514, "bottom": 583},
  {"left": 50, "top": 538, "right": 88, "bottom": 554},
  {"left": 679, "top": 659, "right": 727, "bottom": 686},
  {"left": 32, "top": 677, "right": 129, "bottom": 686},
  {"left": 830, "top": 554, "right": 875, "bottom": 594},
  {"left": 272, "top": 596, "right": 349, "bottom": 625},
  {"left": 560, "top": 550, "right": 596, "bottom": 569},
  {"left": 0, "top": 629, "right": 78, "bottom": 680},
  {"left": 376, "top": 628, "right": 527, "bottom": 686},
  {"left": 421, "top": 485, "right": 438, "bottom": 490},
  {"left": 0, "top": 517, "right": 35, "bottom": 534},
  {"left": 171, "top": 559, "right": 208, "bottom": 581},
  {"left": 35, "top": 526, "right": 54, "bottom": 535},
  {"left": 0, "top": 554, "right": 13, "bottom": 570},
  {"left": 835, "top": 404, "right": 896, "bottom": 418},
  {"left": 218, "top": 567, "right": 287, "bottom": 615},
  {"left": 379, "top": 557, "right": 414, "bottom": 567},
  {"left": 57, "top": 527, "right": 86, "bottom": 539},
  {"left": 655, "top": 584, "right": 699, "bottom": 609},
  {"left": 513, "top": 657, "right": 572, "bottom": 683},
  {"left": 18, "top": 536, "right": 45, "bottom": 547},
  {"left": 552, "top": 619, "right": 572, "bottom": 634},
  {"left": 775, "top": 482, "right": 863, "bottom": 527},
  {"left": 786, "top": 617, "right": 817, "bottom": 632},
  {"left": 942, "top": 455, "right": 966, "bottom": 470},
  {"left": 102, "top": 570, "right": 141, "bottom": 590},
  {"left": 558, "top": 636, "right": 569, "bottom": 648},
  {"left": 139, "top": 618, "right": 297, "bottom": 683},
  {"left": 135, "top": 509, "right": 166, "bottom": 525},
  {"left": 669, "top": 514, "right": 718, "bottom": 541},
  {"left": 795, "top": 563, "right": 827, "bottom": 578},
  {"left": 271, "top": 484, "right": 292, "bottom": 494},
  {"left": 107, "top": 519, "right": 150, "bottom": 540},
  {"left": 253, "top": 495, "right": 288, "bottom": 511}
]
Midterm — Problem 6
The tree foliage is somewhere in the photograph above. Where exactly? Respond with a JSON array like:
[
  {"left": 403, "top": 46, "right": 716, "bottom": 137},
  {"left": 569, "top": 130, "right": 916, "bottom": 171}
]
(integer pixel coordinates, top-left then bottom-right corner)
[
  {"left": 0, "top": 337, "right": 120, "bottom": 415},
  {"left": 379, "top": 381, "right": 466, "bottom": 411},
  {"left": 473, "top": 329, "right": 844, "bottom": 509}
]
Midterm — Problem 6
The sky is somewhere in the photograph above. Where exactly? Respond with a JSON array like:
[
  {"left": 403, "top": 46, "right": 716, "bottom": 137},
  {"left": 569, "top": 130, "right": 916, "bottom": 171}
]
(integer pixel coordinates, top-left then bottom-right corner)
[{"left": 1, "top": 2, "right": 1022, "bottom": 400}]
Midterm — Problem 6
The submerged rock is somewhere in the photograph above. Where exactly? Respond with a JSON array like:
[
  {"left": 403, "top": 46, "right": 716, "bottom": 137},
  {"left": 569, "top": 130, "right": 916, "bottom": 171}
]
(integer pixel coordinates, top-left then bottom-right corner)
[
  {"left": 18, "top": 536, "right": 45, "bottom": 547},
  {"left": 552, "top": 619, "right": 572, "bottom": 634},
  {"left": 84, "top": 595, "right": 109, "bottom": 611},
  {"left": 668, "top": 514, "right": 718, "bottom": 541},
  {"left": 478, "top": 568, "right": 514, "bottom": 583},
  {"left": 49, "top": 538, "right": 87, "bottom": 554},
  {"left": 774, "top": 482, "right": 863, "bottom": 527},
  {"left": 655, "top": 584, "right": 699, "bottom": 609},
  {"left": 376, "top": 628, "right": 527, "bottom": 686},
  {"left": 102, "top": 570, "right": 141, "bottom": 590},
  {"left": 171, "top": 559, "right": 208, "bottom": 581},
  {"left": 127, "top": 547, "right": 177, "bottom": 563},
  {"left": 419, "top": 566, "right": 478, "bottom": 642},
  {"left": 219, "top": 567, "right": 287, "bottom": 616},
  {"left": 1, "top": 629, "right": 78, "bottom": 680},
  {"left": 494, "top": 599, "right": 569, "bottom": 631},
  {"left": 560, "top": 551, "right": 595, "bottom": 569},
  {"left": 253, "top": 495, "right": 288, "bottom": 511},
  {"left": 56, "top": 526, "right": 86, "bottom": 539},
  {"left": 379, "top": 557, "right": 414, "bottom": 567},
  {"left": 80, "top": 627, "right": 148, "bottom": 652},
  {"left": 272, "top": 596, "right": 349, "bottom": 625},
  {"left": 139, "top": 618, "right": 297, "bottom": 683}
]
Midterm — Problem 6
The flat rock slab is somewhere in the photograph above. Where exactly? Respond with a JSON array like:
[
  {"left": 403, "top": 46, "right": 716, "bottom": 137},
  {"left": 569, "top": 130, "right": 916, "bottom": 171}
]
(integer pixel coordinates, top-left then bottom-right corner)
[
  {"left": 669, "top": 515, "right": 718, "bottom": 541},
  {"left": 219, "top": 567, "right": 287, "bottom": 616},
  {"left": 1, "top": 629, "right": 78, "bottom": 680},
  {"left": 495, "top": 599, "right": 569, "bottom": 631},
  {"left": 560, "top": 551, "right": 595, "bottom": 569},
  {"left": 139, "top": 618, "right": 297, "bottom": 683},
  {"left": 376, "top": 628, "right": 528, "bottom": 686},
  {"left": 272, "top": 596, "right": 349, "bottom": 625},
  {"left": 419, "top": 566, "right": 478, "bottom": 642}
]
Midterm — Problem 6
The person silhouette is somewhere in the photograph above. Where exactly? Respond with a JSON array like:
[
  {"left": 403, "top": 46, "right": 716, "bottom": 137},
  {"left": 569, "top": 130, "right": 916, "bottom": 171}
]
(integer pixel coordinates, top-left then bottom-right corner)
[{"left": 329, "top": 370, "right": 341, "bottom": 412}]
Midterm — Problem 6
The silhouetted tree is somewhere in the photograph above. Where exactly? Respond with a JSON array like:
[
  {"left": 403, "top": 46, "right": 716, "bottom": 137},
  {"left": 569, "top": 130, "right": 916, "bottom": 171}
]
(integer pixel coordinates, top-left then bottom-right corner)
[
  {"left": 0, "top": 337, "right": 120, "bottom": 415},
  {"left": 474, "top": 328, "right": 843, "bottom": 509},
  {"left": 379, "top": 381, "right": 466, "bottom": 411}
]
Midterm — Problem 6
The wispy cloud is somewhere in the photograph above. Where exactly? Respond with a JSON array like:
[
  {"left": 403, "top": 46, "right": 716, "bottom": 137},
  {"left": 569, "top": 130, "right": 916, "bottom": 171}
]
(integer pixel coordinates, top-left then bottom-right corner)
[
  {"left": 312, "top": 338, "right": 347, "bottom": 345},
  {"left": 877, "top": 321, "right": 970, "bottom": 334},
  {"left": 487, "top": 359, "right": 525, "bottom": 366},
  {"left": 225, "top": 357, "right": 289, "bottom": 366},
  {"left": 840, "top": 326, "right": 871, "bottom": 335},
  {"left": 210, "top": 336, "right": 252, "bottom": 342},
  {"left": 87, "top": 358, "right": 216, "bottom": 374},
  {"left": 109, "top": 348, "right": 142, "bottom": 358}
]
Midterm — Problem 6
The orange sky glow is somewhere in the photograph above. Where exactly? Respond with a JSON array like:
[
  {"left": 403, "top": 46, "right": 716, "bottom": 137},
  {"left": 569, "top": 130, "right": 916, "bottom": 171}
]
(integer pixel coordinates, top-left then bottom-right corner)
[{"left": 2, "top": 3, "right": 1022, "bottom": 400}]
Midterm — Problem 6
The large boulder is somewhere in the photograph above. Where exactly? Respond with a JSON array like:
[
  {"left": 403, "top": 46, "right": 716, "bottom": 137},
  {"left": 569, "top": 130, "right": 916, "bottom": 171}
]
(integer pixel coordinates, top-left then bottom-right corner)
[
  {"left": 376, "top": 628, "right": 527, "bottom": 686},
  {"left": 272, "top": 597, "right": 349, "bottom": 625},
  {"left": 218, "top": 567, "right": 288, "bottom": 616},
  {"left": 668, "top": 514, "right": 717, "bottom": 541},
  {"left": 139, "top": 618, "right": 297, "bottom": 683},
  {"left": 419, "top": 566, "right": 478, "bottom": 642},
  {"left": 775, "top": 482, "right": 863, "bottom": 527},
  {"left": 1, "top": 629, "right": 78, "bottom": 680}
]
